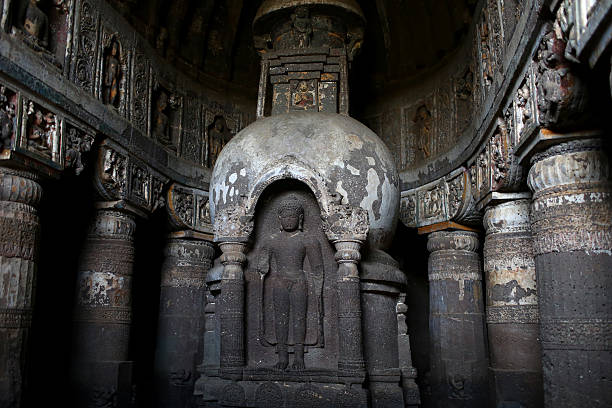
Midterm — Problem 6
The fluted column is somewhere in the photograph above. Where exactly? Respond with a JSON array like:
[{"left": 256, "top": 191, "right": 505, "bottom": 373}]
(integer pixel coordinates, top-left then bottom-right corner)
[
  {"left": 154, "top": 236, "right": 215, "bottom": 407},
  {"left": 528, "top": 138, "right": 611, "bottom": 407},
  {"left": 427, "top": 230, "right": 488, "bottom": 408},
  {"left": 0, "top": 167, "right": 42, "bottom": 408},
  {"left": 483, "top": 199, "right": 543, "bottom": 407},
  {"left": 71, "top": 208, "right": 137, "bottom": 407}
]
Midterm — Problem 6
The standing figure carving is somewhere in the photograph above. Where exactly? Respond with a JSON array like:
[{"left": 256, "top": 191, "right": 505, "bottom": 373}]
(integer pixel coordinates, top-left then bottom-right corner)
[
  {"left": 16, "top": 0, "right": 49, "bottom": 48},
  {"left": 0, "top": 87, "right": 15, "bottom": 150},
  {"left": 103, "top": 39, "right": 121, "bottom": 108},
  {"left": 257, "top": 197, "right": 324, "bottom": 370},
  {"left": 208, "top": 116, "right": 232, "bottom": 168},
  {"left": 413, "top": 105, "right": 432, "bottom": 159},
  {"left": 153, "top": 90, "right": 173, "bottom": 149}
]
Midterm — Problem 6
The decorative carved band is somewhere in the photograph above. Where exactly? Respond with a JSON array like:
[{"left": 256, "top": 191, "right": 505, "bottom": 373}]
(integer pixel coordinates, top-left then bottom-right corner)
[
  {"left": 486, "top": 305, "right": 539, "bottom": 324},
  {"left": 88, "top": 210, "right": 136, "bottom": 241},
  {"left": 541, "top": 319, "right": 611, "bottom": 350},
  {"left": 428, "top": 271, "right": 482, "bottom": 282},
  {"left": 483, "top": 199, "right": 531, "bottom": 235},
  {"left": 427, "top": 231, "right": 480, "bottom": 253},
  {"left": 0, "top": 208, "right": 39, "bottom": 260},
  {"left": 0, "top": 308, "right": 33, "bottom": 328},
  {"left": 323, "top": 204, "right": 369, "bottom": 242},
  {"left": 73, "top": 306, "right": 132, "bottom": 324},
  {"left": 0, "top": 168, "right": 42, "bottom": 206},
  {"left": 528, "top": 140, "right": 608, "bottom": 193}
]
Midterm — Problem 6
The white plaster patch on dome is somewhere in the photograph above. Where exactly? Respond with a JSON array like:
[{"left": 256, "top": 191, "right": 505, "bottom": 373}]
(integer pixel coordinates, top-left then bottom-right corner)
[
  {"left": 333, "top": 157, "right": 345, "bottom": 169},
  {"left": 346, "top": 164, "right": 360, "bottom": 176},
  {"left": 240, "top": 168, "right": 246, "bottom": 177},
  {"left": 229, "top": 173, "right": 238, "bottom": 184},
  {"left": 373, "top": 173, "right": 399, "bottom": 229},
  {"left": 336, "top": 181, "right": 349, "bottom": 204},
  {"left": 360, "top": 168, "right": 381, "bottom": 220},
  {"left": 346, "top": 134, "right": 363, "bottom": 151},
  {"left": 366, "top": 156, "right": 376, "bottom": 166},
  {"left": 214, "top": 179, "right": 231, "bottom": 206},
  {"left": 230, "top": 186, "right": 235, "bottom": 198}
]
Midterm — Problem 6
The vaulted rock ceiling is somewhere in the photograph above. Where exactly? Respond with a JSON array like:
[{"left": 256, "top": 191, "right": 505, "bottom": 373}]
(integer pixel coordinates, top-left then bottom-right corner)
[{"left": 109, "top": 0, "right": 477, "bottom": 97}]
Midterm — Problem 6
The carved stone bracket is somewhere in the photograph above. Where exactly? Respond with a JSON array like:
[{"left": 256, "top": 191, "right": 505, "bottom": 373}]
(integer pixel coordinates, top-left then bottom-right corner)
[
  {"left": 322, "top": 203, "right": 368, "bottom": 243},
  {"left": 166, "top": 183, "right": 212, "bottom": 234},
  {"left": 400, "top": 167, "right": 481, "bottom": 229},
  {"left": 213, "top": 205, "right": 254, "bottom": 243},
  {"left": 93, "top": 139, "right": 169, "bottom": 215}
]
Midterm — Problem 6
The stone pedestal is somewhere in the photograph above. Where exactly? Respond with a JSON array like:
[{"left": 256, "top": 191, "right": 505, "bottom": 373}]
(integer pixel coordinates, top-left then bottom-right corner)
[
  {"left": 528, "top": 139, "right": 612, "bottom": 407},
  {"left": 154, "top": 237, "right": 215, "bottom": 407},
  {"left": 427, "top": 231, "right": 488, "bottom": 408},
  {"left": 0, "top": 167, "right": 42, "bottom": 408},
  {"left": 71, "top": 208, "right": 137, "bottom": 407},
  {"left": 483, "top": 199, "right": 543, "bottom": 407}
]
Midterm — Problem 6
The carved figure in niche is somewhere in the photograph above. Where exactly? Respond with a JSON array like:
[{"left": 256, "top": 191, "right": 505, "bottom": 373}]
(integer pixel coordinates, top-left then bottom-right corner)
[
  {"left": 293, "top": 81, "right": 315, "bottom": 108},
  {"left": 0, "top": 87, "right": 16, "bottom": 150},
  {"left": 156, "top": 27, "right": 168, "bottom": 57},
  {"left": 449, "top": 374, "right": 468, "bottom": 399},
  {"left": 26, "top": 101, "right": 54, "bottom": 156},
  {"left": 413, "top": 105, "right": 432, "bottom": 158},
  {"left": 290, "top": 6, "right": 312, "bottom": 48},
  {"left": 15, "top": 0, "right": 49, "bottom": 49},
  {"left": 152, "top": 90, "right": 174, "bottom": 150},
  {"left": 257, "top": 197, "right": 324, "bottom": 370},
  {"left": 103, "top": 39, "right": 121, "bottom": 108},
  {"left": 208, "top": 116, "right": 232, "bottom": 168}
]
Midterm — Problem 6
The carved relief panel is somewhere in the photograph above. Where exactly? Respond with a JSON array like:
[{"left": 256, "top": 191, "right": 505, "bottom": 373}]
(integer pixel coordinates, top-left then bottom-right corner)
[
  {"left": 0, "top": 85, "right": 18, "bottom": 151},
  {"left": 20, "top": 98, "right": 59, "bottom": 163},
  {"left": 180, "top": 96, "right": 201, "bottom": 164},
  {"left": 166, "top": 183, "right": 211, "bottom": 234},
  {"left": 400, "top": 94, "right": 434, "bottom": 169},
  {"left": 97, "top": 31, "right": 129, "bottom": 115},
  {"left": 64, "top": 120, "right": 95, "bottom": 175},
  {"left": 245, "top": 184, "right": 338, "bottom": 372},
  {"left": 151, "top": 81, "right": 181, "bottom": 153},
  {"left": 204, "top": 107, "right": 241, "bottom": 168},
  {"left": 131, "top": 40, "right": 149, "bottom": 135},
  {"left": 9, "top": 0, "right": 73, "bottom": 68},
  {"left": 71, "top": 0, "right": 99, "bottom": 94}
]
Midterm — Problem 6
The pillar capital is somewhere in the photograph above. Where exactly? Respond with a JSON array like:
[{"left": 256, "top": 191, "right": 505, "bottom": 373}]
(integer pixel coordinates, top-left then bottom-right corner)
[
  {"left": 426, "top": 230, "right": 480, "bottom": 253},
  {"left": 483, "top": 198, "right": 530, "bottom": 235}
]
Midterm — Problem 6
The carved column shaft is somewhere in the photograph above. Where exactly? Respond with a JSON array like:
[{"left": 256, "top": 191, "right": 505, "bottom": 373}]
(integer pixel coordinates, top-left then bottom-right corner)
[
  {"left": 0, "top": 167, "right": 42, "bottom": 408},
  {"left": 483, "top": 199, "right": 543, "bottom": 407},
  {"left": 528, "top": 139, "right": 612, "bottom": 407},
  {"left": 334, "top": 240, "right": 366, "bottom": 377},
  {"left": 427, "top": 231, "right": 488, "bottom": 408},
  {"left": 218, "top": 242, "right": 247, "bottom": 378},
  {"left": 154, "top": 237, "right": 215, "bottom": 407},
  {"left": 71, "top": 208, "right": 136, "bottom": 407}
]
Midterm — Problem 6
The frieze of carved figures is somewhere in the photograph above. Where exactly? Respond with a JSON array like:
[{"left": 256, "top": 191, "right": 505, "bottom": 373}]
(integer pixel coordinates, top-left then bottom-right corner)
[
  {"left": 151, "top": 86, "right": 180, "bottom": 152},
  {"left": 94, "top": 140, "right": 169, "bottom": 213},
  {"left": 399, "top": 168, "right": 480, "bottom": 228},
  {"left": 131, "top": 44, "right": 149, "bottom": 135},
  {"left": 64, "top": 123, "right": 95, "bottom": 175},
  {"left": 22, "top": 99, "right": 57, "bottom": 160},
  {"left": 513, "top": 69, "right": 536, "bottom": 145},
  {"left": 0, "top": 85, "right": 17, "bottom": 150},
  {"left": 489, "top": 117, "right": 523, "bottom": 192},
  {"left": 166, "top": 183, "right": 213, "bottom": 233},
  {"left": 205, "top": 108, "right": 241, "bottom": 168},
  {"left": 322, "top": 203, "right": 368, "bottom": 242}
]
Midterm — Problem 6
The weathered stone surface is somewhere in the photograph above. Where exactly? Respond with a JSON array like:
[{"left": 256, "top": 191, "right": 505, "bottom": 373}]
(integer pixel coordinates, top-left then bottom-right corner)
[
  {"left": 427, "top": 230, "right": 488, "bottom": 408},
  {"left": 483, "top": 199, "right": 543, "bottom": 407},
  {"left": 154, "top": 237, "right": 215, "bottom": 407},
  {"left": 71, "top": 208, "right": 137, "bottom": 407},
  {"left": 0, "top": 167, "right": 41, "bottom": 408},
  {"left": 528, "top": 138, "right": 612, "bottom": 407}
]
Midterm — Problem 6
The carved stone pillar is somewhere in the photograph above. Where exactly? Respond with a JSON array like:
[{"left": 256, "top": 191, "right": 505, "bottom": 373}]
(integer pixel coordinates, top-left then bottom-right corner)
[
  {"left": 154, "top": 235, "right": 215, "bottom": 407},
  {"left": 427, "top": 230, "right": 488, "bottom": 408},
  {"left": 323, "top": 204, "right": 368, "bottom": 380},
  {"left": 71, "top": 207, "right": 137, "bottom": 407},
  {"left": 218, "top": 242, "right": 247, "bottom": 378},
  {"left": 528, "top": 138, "right": 611, "bottom": 407},
  {"left": 214, "top": 206, "right": 253, "bottom": 380},
  {"left": 0, "top": 168, "right": 42, "bottom": 408},
  {"left": 483, "top": 199, "right": 543, "bottom": 407}
]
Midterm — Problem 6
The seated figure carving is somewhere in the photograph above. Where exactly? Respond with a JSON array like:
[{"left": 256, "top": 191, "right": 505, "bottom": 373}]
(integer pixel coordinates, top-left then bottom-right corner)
[{"left": 257, "top": 197, "right": 324, "bottom": 371}]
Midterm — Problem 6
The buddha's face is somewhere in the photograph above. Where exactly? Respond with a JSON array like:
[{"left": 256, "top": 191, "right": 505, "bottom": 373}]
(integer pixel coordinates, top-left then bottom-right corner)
[{"left": 279, "top": 208, "right": 301, "bottom": 232}]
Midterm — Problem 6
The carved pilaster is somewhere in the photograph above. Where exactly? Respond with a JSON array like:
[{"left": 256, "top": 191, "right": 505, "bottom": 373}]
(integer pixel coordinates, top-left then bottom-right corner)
[
  {"left": 483, "top": 199, "right": 543, "bottom": 407},
  {"left": 154, "top": 237, "right": 215, "bottom": 407},
  {"left": 527, "top": 138, "right": 611, "bottom": 407},
  {"left": 214, "top": 205, "right": 252, "bottom": 379},
  {"left": 71, "top": 207, "right": 137, "bottom": 407},
  {"left": 323, "top": 204, "right": 368, "bottom": 379},
  {"left": 427, "top": 231, "right": 488, "bottom": 408},
  {"left": 0, "top": 167, "right": 42, "bottom": 408}
]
